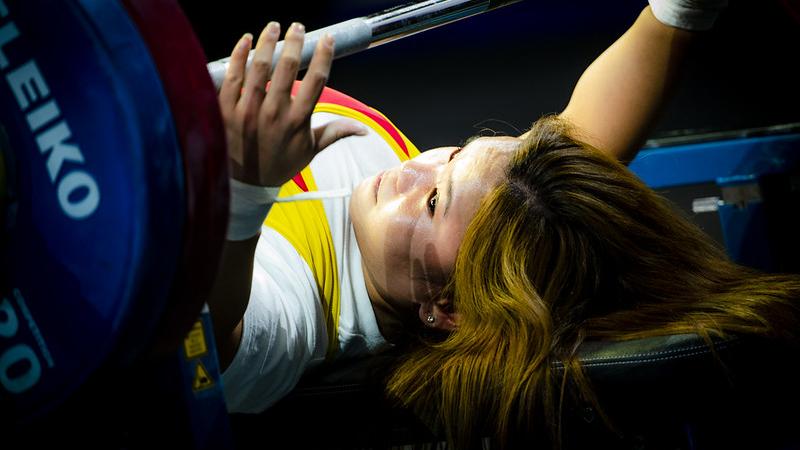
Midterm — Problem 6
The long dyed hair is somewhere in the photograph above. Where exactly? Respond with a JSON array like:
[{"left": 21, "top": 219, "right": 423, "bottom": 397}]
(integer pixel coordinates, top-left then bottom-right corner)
[{"left": 386, "top": 116, "right": 800, "bottom": 448}]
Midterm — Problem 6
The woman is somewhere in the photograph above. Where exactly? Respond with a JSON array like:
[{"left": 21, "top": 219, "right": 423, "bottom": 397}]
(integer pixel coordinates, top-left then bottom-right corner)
[{"left": 209, "top": 0, "right": 800, "bottom": 444}]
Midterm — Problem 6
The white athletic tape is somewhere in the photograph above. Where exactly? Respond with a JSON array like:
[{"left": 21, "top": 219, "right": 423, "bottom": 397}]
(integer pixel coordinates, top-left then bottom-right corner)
[
  {"left": 227, "top": 179, "right": 280, "bottom": 241},
  {"left": 227, "top": 179, "right": 352, "bottom": 240},
  {"left": 649, "top": 0, "right": 728, "bottom": 31}
]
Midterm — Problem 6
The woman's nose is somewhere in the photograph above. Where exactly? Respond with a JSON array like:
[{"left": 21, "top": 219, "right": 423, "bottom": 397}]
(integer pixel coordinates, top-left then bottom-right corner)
[{"left": 397, "top": 159, "right": 438, "bottom": 193}]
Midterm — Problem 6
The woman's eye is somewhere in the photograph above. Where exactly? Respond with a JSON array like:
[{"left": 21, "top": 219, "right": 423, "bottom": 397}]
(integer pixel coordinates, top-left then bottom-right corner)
[
  {"left": 428, "top": 189, "right": 439, "bottom": 215},
  {"left": 426, "top": 148, "right": 459, "bottom": 217}
]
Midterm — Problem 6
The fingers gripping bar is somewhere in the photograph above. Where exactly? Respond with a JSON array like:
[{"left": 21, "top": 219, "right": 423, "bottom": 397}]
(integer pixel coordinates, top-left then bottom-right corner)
[{"left": 207, "top": 0, "right": 523, "bottom": 89}]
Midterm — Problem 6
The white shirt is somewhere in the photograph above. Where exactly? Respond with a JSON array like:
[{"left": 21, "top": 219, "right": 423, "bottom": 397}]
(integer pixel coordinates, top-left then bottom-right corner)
[{"left": 222, "top": 109, "right": 416, "bottom": 413}]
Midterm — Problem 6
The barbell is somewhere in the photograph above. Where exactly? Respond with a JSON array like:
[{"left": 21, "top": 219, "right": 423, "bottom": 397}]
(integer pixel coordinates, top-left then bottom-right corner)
[
  {"left": 207, "top": 0, "right": 523, "bottom": 89},
  {"left": 0, "top": 0, "right": 521, "bottom": 422}
]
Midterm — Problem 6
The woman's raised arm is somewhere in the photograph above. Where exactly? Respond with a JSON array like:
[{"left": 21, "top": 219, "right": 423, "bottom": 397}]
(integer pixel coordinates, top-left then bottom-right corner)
[{"left": 547, "top": 1, "right": 725, "bottom": 162}]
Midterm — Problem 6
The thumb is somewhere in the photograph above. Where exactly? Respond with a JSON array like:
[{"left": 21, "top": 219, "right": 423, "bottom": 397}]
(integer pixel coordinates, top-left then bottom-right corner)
[{"left": 313, "top": 119, "right": 369, "bottom": 152}]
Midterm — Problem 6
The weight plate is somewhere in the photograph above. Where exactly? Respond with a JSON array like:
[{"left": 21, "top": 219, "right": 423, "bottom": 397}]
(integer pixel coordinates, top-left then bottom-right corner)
[
  {"left": 121, "top": 0, "right": 229, "bottom": 357},
  {"left": 0, "top": 0, "right": 184, "bottom": 421}
]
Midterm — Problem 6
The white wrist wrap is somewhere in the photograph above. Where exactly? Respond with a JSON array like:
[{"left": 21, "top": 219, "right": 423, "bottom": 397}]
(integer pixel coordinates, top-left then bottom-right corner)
[
  {"left": 649, "top": 0, "right": 728, "bottom": 31},
  {"left": 227, "top": 179, "right": 280, "bottom": 241}
]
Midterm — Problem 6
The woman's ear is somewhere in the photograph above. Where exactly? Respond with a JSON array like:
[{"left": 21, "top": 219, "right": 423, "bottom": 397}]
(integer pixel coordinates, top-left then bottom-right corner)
[{"left": 431, "top": 298, "right": 459, "bottom": 331}]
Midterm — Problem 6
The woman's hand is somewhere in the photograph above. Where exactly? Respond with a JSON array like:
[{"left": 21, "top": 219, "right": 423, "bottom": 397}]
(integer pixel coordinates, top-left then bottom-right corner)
[{"left": 219, "top": 22, "right": 366, "bottom": 187}]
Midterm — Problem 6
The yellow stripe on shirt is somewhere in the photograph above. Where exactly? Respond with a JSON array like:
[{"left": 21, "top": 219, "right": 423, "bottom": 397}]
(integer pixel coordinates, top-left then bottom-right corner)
[
  {"left": 264, "top": 101, "right": 419, "bottom": 360},
  {"left": 264, "top": 165, "right": 340, "bottom": 359},
  {"left": 315, "top": 102, "right": 420, "bottom": 160}
]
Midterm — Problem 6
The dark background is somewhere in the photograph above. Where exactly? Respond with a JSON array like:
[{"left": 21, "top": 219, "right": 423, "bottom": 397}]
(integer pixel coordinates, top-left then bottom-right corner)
[{"left": 178, "top": 0, "right": 800, "bottom": 150}]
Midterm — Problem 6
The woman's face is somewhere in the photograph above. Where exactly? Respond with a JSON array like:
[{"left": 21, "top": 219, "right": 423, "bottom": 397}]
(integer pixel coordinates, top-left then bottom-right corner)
[{"left": 350, "top": 136, "right": 520, "bottom": 329}]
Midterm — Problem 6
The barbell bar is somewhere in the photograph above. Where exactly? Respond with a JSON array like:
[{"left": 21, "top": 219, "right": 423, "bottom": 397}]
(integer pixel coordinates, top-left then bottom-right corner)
[{"left": 207, "top": 0, "right": 523, "bottom": 90}]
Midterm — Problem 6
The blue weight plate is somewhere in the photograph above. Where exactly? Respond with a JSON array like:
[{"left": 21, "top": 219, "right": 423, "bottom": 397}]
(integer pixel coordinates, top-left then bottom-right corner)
[
  {"left": 0, "top": 0, "right": 184, "bottom": 421},
  {"left": 72, "top": 0, "right": 189, "bottom": 367}
]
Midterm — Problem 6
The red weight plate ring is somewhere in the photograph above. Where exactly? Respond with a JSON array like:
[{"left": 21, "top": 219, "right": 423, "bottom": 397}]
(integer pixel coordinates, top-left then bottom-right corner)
[{"left": 121, "top": 0, "right": 230, "bottom": 357}]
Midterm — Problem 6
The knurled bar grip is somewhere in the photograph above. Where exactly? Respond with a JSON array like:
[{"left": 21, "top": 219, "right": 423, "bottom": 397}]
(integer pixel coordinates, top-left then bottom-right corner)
[{"left": 206, "top": 0, "right": 523, "bottom": 90}]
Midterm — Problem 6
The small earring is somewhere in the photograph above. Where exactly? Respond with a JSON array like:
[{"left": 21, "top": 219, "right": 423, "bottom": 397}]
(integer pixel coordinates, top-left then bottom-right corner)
[{"left": 426, "top": 313, "right": 435, "bottom": 324}]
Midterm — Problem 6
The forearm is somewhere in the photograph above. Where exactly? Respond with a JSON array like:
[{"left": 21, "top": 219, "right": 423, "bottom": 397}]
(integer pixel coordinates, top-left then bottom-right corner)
[
  {"left": 559, "top": 6, "right": 696, "bottom": 162},
  {"left": 207, "top": 234, "right": 259, "bottom": 370}
]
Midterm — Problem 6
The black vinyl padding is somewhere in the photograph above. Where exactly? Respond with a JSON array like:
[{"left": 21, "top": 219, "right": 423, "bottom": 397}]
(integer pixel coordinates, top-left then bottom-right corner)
[{"left": 230, "top": 333, "right": 800, "bottom": 449}]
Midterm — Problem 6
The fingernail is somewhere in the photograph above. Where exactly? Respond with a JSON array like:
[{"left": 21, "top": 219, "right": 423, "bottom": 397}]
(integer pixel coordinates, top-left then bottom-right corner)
[
  {"left": 323, "top": 33, "right": 334, "bottom": 49},
  {"left": 239, "top": 33, "right": 253, "bottom": 50},
  {"left": 267, "top": 22, "right": 279, "bottom": 37},
  {"left": 355, "top": 124, "right": 368, "bottom": 136},
  {"left": 292, "top": 22, "right": 305, "bottom": 33}
]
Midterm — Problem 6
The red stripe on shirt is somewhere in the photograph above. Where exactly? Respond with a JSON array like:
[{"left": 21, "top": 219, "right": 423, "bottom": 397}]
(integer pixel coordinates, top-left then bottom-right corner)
[
  {"left": 290, "top": 81, "right": 410, "bottom": 157},
  {"left": 316, "top": 86, "right": 409, "bottom": 158},
  {"left": 284, "top": 81, "right": 411, "bottom": 193}
]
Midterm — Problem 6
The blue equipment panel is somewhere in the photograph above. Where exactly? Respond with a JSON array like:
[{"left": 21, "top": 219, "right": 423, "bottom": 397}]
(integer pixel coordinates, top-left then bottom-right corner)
[{"left": 629, "top": 126, "right": 800, "bottom": 273}]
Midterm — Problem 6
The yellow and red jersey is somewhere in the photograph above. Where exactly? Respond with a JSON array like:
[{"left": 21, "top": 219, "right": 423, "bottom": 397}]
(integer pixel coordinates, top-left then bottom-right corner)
[{"left": 222, "top": 85, "right": 419, "bottom": 413}]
